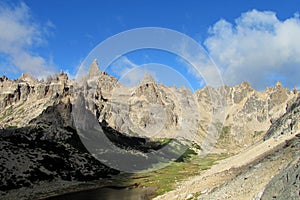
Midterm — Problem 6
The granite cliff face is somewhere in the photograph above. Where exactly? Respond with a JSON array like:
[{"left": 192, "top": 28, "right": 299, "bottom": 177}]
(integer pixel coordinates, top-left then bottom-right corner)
[
  {"left": 0, "top": 72, "right": 72, "bottom": 128},
  {"left": 0, "top": 61, "right": 297, "bottom": 153},
  {"left": 207, "top": 81, "right": 295, "bottom": 152},
  {"left": 264, "top": 93, "right": 300, "bottom": 140}
]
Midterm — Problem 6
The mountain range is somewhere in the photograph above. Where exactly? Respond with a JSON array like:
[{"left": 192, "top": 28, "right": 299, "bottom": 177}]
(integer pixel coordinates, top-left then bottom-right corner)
[{"left": 0, "top": 60, "right": 299, "bottom": 199}]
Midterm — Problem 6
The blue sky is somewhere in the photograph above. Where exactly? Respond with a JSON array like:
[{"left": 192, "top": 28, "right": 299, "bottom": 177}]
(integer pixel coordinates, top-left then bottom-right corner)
[{"left": 0, "top": 0, "right": 300, "bottom": 90}]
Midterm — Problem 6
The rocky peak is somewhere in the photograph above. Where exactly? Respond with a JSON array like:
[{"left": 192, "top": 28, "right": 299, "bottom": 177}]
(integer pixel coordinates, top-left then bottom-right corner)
[
  {"left": 51, "top": 72, "right": 69, "bottom": 84},
  {"left": 0, "top": 75, "right": 9, "bottom": 82},
  {"left": 233, "top": 82, "right": 254, "bottom": 94},
  {"left": 238, "top": 81, "right": 253, "bottom": 90},
  {"left": 130, "top": 72, "right": 160, "bottom": 102},
  {"left": 265, "top": 81, "right": 286, "bottom": 93},
  {"left": 179, "top": 85, "right": 190, "bottom": 92},
  {"left": 58, "top": 71, "right": 69, "bottom": 81},
  {"left": 275, "top": 81, "right": 283, "bottom": 89},
  {"left": 87, "top": 59, "right": 101, "bottom": 78},
  {"left": 267, "top": 82, "right": 292, "bottom": 112},
  {"left": 230, "top": 82, "right": 254, "bottom": 104},
  {"left": 18, "top": 73, "right": 37, "bottom": 84},
  {"left": 293, "top": 86, "right": 298, "bottom": 95},
  {"left": 132, "top": 73, "right": 160, "bottom": 101},
  {"left": 139, "top": 72, "right": 156, "bottom": 85}
]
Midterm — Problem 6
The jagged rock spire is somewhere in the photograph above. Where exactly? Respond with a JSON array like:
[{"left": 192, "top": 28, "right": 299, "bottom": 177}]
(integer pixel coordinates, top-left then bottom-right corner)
[
  {"left": 275, "top": 81, "right": 283, "bottom": 89},
  {"left": 240, "top": 81, "right": 251, "bottom": 88},
  {"left": 87, "top": 59, "right": 101, "bottom": 78},
  {"left": 18, "top": 73, "right": 37, "bottom": 83},
  {"left": 140, "top": 72, "right": 156, "bottom": 85},
  {"left": 0, "top": 75, "right": 9, "bottom": 82},
  {"left": 293, "top": 86, "right": 298, "bottom": 94}
]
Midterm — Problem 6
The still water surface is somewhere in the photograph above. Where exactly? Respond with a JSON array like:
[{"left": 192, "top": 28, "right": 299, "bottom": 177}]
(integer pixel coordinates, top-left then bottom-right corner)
[{"left": 47, "top": 187, "right": 155, "bottom": 200}]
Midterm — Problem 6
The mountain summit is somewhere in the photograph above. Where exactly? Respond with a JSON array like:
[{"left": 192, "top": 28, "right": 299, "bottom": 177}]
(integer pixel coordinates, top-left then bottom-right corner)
[
  {"left": 87, "top": 59, "right": 101, "bottom": 78},
  {"left": 139, "top": 72, "right": 156, "bottom": 85}
]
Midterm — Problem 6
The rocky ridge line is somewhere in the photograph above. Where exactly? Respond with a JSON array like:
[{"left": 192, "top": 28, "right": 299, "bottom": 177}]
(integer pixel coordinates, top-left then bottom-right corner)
[{"left": 0, "top": 61, "right": 297, "bottom": 153}]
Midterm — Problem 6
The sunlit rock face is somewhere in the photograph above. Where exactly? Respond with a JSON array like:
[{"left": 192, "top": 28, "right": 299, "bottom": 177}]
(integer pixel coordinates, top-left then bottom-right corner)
[{"left": 0, "top": 61, "right": 297, "bottom": 153}]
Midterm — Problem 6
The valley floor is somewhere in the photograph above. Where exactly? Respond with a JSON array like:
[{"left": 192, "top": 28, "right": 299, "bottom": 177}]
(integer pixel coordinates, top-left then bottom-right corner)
[{"left": 1, "top": 133, "right": 298, "bottom": 200}]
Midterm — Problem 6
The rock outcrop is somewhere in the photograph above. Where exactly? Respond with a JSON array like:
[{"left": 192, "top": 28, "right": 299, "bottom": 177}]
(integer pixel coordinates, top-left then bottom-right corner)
[
  {"left": 261, "top": 150, "right": 300, "bottom": 200},
  {"left": 264, "top": 94, "right": 300, "bottom": 140},
  {"left": 0, "top": 102, "right": 119, "bottom": 192},
  {"left": 0, "top": 71, "right": 72, "bottom": 128}
]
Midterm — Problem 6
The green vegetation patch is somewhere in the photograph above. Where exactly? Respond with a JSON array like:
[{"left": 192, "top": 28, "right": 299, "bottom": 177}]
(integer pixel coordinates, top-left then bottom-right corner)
[
  {"left": 219, "top": 126, "right": 231, "bottom": 140},
  {"left": 115, "top": 152, "right": 230, "bottom": 196},
  {"left": 6, "top": 125, "right": 18, "bottom": 129},
  {"left": 151, "top": 138, "right": 172, "bottom": 146},
  {"left": 253, "top": 130, "right": 264, "bottom": 138}
]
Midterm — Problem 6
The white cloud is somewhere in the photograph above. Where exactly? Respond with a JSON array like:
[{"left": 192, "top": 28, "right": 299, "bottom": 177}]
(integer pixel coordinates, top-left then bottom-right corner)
[
  {"left": 205, "top": 9, "right": 300, "bottom": 90},
  {"left": 176, "top": 40, "right": 223, "bottom": 88},
  {"left": 0, "top": 2, "right": 56, "bottom": 78}
]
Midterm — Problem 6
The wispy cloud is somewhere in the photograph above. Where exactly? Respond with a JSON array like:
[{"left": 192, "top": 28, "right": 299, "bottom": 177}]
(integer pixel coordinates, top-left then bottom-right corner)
[
  {"left": 110, "top": 56, "right": 156, "bottom": 86},
  {"left": 110, "top": 56, "right": 195, "bottom": 90},
  {"left": 0, "top": 2, "right": 56, "bottom": 78},
  {"left": 205, "top": 9, "right": 300, "bottom": 90},
  {"left": 176, "top": 38, "right": 223, "bottom": 88}
]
